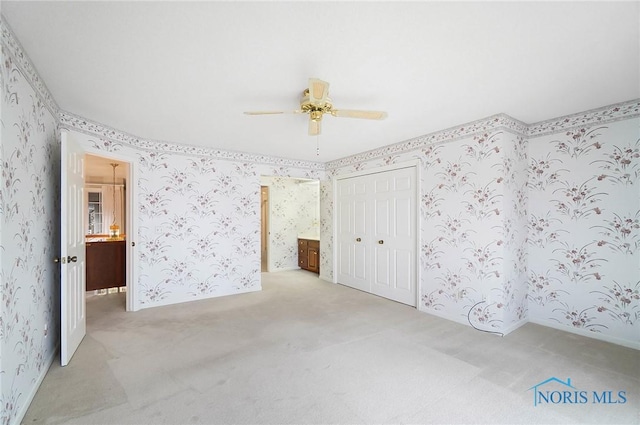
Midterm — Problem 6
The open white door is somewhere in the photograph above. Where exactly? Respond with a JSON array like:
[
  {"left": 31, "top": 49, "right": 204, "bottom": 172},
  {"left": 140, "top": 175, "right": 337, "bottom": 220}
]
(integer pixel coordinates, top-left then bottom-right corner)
[{"left": 60, "top": 130, "right": 86, "bottom": 366}]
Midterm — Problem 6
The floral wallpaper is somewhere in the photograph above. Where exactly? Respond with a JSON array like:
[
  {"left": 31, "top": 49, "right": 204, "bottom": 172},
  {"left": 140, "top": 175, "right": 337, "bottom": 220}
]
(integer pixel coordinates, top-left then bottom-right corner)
[
  {"left": 325, "top": 105, "right": 639, "bottom": 347},
  {"left": 327, "top": 131, "right": 529, "bottom": 333},
  {"left": 260, "top": 176, "right": 320, "bottom": 271},
  {"left": 319, "top": 179, "right": 333, "bottom": 281},
  {"left": 0, "top": 44, "right": 60, "bottom": 425},
  {"left": 297, "top": 180, "right": 321, "bottom": 237},
  {"left": 527, "top": 118, "right": 640, "bottom": 345}
]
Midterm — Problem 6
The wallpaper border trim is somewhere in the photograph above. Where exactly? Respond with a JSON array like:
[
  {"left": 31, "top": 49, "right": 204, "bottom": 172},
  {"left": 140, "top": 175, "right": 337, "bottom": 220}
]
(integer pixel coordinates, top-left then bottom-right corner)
[
  {"left": 326, "top": 99, "right": 640, "bottom": 169},
  {"left": 325, "top": 113, "right": 529, "bottom": 170},
  {"left": 59, "top": 111, "right": 326, "bottom": 171},
  {"left": 0, "top": 15, "right": 59, "bottom": 117},
  {"left": 527, "top": 99, "right": 640, "bottom": 137}
]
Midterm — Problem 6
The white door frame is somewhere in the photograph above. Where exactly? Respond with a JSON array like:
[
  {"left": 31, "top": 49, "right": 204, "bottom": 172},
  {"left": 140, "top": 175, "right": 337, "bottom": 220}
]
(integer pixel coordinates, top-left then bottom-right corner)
[
  {"left": 260, "top": 185, "right": 271, "bottom": 272},
  {"left": 82, "top": 146, "right": 139, "bottom": 312},
  {"left": 332, "top": 160, "right": 421, "bottom": 307}
]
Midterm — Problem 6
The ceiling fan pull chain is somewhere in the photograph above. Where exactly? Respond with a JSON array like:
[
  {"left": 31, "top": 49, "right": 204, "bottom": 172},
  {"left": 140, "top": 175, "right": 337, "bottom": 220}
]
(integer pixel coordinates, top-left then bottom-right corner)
[{"left": 316, "top": 135, "right": 320, "bottom": 156}]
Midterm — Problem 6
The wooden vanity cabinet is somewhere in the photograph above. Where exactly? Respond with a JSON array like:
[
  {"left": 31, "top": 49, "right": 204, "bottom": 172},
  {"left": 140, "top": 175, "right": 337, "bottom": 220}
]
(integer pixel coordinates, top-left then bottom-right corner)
[
  {"left": 298, "top": 238, "right": 320, "bottom": 274},
  {"left": 86, "top": 240, "right": 126, "bottom": 291}
]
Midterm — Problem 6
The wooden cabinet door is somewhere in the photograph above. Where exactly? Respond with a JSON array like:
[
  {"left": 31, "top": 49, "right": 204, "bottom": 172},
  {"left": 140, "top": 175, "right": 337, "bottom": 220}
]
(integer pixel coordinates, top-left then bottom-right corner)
[
  {"left": 308, "top": 246, "right": 319, "bottom": 273},
  {"left": 86, "top": 241, "right": 126, "bottom": 291}
]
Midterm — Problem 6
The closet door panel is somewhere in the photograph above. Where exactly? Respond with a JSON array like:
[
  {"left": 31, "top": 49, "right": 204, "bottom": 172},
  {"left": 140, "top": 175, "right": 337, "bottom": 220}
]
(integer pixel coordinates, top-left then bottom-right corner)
[
  {"left": 395, "top": 249, "right": 413, "bottom": 291},
  {"left": 371, "top": 167, "right": 416, "bottom": 306},
  {"left": 337, "top": 177, "right": 370, "bottom": 292}
]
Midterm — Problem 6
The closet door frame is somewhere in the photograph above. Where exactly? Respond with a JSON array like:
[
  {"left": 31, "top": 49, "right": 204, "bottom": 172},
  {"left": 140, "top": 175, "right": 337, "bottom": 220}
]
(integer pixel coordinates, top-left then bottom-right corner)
[{"left": 332, "top": 160, "right": 421, "bottom": 307}]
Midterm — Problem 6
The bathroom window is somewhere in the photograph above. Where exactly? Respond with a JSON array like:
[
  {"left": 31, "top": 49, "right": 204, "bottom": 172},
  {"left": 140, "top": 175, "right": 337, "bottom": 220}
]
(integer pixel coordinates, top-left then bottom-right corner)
[{"left": 87, "top": 191, "right": 103, "bottom": 234}]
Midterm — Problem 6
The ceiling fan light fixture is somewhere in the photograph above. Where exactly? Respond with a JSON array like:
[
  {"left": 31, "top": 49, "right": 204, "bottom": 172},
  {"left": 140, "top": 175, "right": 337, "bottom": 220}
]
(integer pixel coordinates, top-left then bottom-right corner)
[{"left": 310, "top": 110, "right": 323, "bottom": 122}]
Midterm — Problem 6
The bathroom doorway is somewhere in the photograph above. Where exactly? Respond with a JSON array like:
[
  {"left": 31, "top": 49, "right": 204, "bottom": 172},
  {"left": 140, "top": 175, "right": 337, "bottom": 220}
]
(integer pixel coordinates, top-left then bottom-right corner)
[{"left": 84, "top": 153, "right": 132, "bottom": 310}]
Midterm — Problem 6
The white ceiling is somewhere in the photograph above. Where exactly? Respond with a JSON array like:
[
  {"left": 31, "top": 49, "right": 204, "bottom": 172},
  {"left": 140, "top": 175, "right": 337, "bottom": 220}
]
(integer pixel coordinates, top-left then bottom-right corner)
[{"left": 3, "top": 1, "right": 638, "bottom": 163}]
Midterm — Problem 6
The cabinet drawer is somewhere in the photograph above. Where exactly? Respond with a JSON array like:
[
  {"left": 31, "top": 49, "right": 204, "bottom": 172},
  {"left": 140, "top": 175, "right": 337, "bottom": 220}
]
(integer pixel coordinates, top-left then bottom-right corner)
[
  {"left": 299, "top": 257, "right": 308, "bottom": 269},
  {"left": 298, "top": 239, "right": 308, "bottom": 247}
]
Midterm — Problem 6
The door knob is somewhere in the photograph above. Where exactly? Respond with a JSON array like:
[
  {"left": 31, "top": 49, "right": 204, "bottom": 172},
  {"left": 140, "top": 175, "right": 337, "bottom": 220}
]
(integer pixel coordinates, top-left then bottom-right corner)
[
  {"left": 356, "top": 238, "right": 361, "bottom": 242},
  {"left": 378, "top": 240, "right": 384, "bottom": 244},
  {"left": 67, "top": 256, "right": 78, "bottom": 263}
]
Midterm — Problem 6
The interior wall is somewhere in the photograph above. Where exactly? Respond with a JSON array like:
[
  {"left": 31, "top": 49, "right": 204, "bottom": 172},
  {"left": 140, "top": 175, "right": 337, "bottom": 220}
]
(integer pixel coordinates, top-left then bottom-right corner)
[
  {"left": 527, "top": 117, "right": 640, "bottom": 346},
  {"left": 297, "top": 180, "right": 320, "bottom": 238},
  {"left": 501, "top": 131, "right": 530, "bottom": 332},
  {"left": 260, "top": 176, "right": 320, "bottom": 271},
  {"left": 325, "top": 127, "right": 529, "bottom": 333},
  {"left": 0, "top": 39, "right": 61, "bottom": 425},
  {"left": 318, "top": 180, "right": 333, "bottom": 282}
]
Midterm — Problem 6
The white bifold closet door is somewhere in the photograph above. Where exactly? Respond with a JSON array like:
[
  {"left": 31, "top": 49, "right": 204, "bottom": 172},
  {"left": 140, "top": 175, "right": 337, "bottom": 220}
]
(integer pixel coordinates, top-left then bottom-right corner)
[{"left": 337, "top": 165, "right": 416, "bottom": 306}]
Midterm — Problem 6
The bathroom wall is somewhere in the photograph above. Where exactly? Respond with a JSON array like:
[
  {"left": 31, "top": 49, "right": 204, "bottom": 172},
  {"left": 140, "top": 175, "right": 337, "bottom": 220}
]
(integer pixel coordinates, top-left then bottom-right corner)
[{"left": 85, "top": 154, "right": 128, "bottom": 236}]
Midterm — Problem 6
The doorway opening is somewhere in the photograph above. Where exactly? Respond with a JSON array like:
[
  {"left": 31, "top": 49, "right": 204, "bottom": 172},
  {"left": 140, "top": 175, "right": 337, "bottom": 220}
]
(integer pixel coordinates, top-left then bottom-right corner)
[
  {"left": 260, "top": 176, "right": 320, "bottom": 273},
  {"left": 84, "top": 153, "right": 135, "bottom": 312}
]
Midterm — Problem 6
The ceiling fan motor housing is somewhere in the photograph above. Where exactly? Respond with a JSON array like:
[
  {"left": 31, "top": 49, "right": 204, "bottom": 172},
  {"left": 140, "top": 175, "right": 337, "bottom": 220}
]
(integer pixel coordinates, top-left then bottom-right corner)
[{"left": 301, "top": 88, "right": 333, "bottom": 120}]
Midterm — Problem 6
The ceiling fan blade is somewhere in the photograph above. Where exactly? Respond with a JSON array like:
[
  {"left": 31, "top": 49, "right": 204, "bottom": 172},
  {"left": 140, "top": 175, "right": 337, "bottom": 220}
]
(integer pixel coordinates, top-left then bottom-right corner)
[
  {"left": 332, "top": 109, "right": 387, "bottom": 120},
  {"left": 308, "top": 78, "right": 329, "bottom": 104},
  {"left": 244, "top": 110, "right": 304, "bottom": 115},
  {"left": 309, "top": 118, "right": 321, "bottom": 136}
]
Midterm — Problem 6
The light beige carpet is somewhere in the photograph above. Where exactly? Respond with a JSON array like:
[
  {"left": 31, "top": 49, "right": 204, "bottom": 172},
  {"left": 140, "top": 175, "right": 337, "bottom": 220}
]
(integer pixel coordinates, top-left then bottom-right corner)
[{"left": 24, "top": 270, "right": 639, "bottom": 424}]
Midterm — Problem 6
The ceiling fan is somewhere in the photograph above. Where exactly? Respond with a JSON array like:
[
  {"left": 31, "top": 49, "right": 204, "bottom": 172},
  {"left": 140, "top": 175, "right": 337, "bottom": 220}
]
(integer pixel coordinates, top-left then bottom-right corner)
[{"left": 244, "top": 78, "right": 387, "bottom": 136}]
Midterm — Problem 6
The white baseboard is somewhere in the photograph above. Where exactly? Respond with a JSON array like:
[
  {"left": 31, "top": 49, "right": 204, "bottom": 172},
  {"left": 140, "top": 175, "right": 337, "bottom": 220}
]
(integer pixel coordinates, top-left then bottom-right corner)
[
  {"left": 13, "top": 342, "right": 59, "bottom": 425},
  {"left": 502, "top": 318, "right": 528, "bottom": 336},
  {"left": 529, "top": 318, "right": 640, "bottom": 350},
  {"left": 137, "top": 285, "right": 262, "bottom": 310},
  {"left": 418, "top": 306, "right": 529, "bottom": 337},
  {"left": 318, "top": 274, "right": 333, "bottom": 283},
  {"left": 417, "top": 306, "right": 473, "bottom": 328},
  {"left": 268, "top": 266, "right": 301, "bottom": 273}
]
